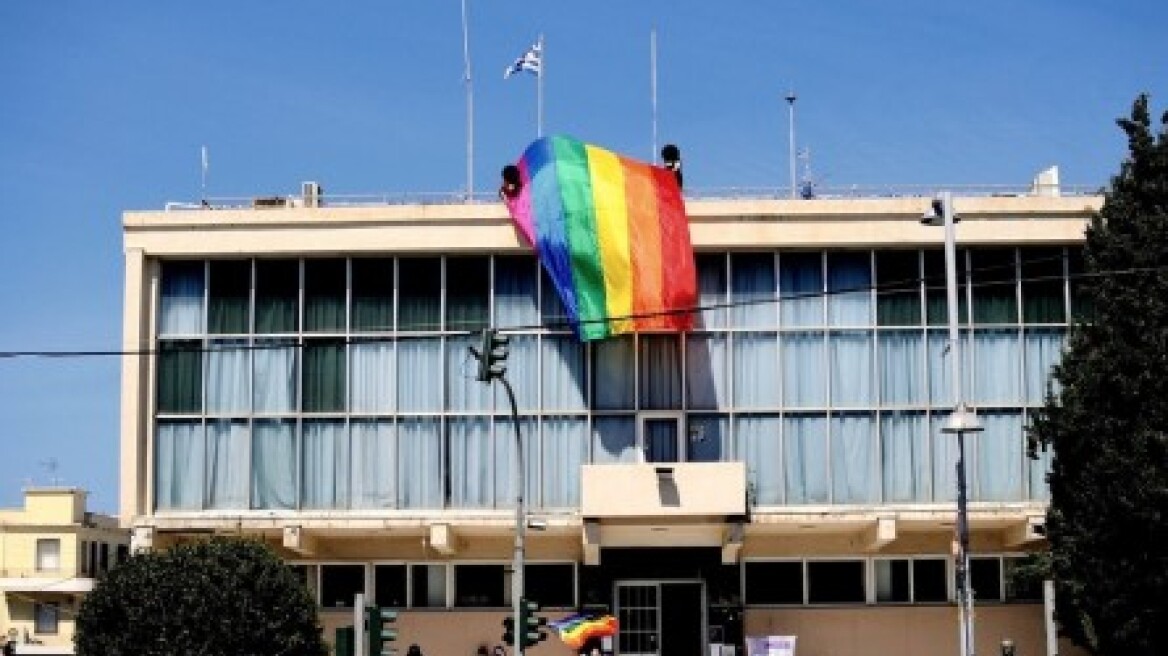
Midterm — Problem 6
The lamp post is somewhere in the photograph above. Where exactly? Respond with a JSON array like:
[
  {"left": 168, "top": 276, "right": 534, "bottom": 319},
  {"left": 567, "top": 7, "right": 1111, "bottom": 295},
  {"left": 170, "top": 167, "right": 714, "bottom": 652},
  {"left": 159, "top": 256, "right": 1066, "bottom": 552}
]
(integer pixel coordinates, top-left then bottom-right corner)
[{"left": 922, "top": 191, "right": 984, "bottom": 656}]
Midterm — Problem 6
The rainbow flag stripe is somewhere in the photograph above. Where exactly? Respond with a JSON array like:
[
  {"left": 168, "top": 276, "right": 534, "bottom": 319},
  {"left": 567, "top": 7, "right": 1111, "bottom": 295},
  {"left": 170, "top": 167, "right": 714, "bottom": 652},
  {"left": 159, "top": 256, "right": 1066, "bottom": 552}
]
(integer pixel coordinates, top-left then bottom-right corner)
[
  {"left": 548, "top": 613, "right": 619, "bottom": 649},
  {"left": 504, "top": 135, "right": 697, "bottom": 340}
]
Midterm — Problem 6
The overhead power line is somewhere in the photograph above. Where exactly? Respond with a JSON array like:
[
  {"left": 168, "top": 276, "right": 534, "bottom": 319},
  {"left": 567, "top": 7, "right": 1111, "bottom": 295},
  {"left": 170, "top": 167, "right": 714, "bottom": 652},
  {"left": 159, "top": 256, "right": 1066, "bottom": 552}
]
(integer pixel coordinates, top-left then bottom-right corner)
[{"left": 0, "top": 262, "right": 1160, "bottom": 361}]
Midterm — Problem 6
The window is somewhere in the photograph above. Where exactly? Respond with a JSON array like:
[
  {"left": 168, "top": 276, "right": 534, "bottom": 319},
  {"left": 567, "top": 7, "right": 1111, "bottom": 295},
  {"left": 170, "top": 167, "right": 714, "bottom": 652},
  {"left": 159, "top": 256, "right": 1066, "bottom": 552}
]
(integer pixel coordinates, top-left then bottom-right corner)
[
  {"left": 99, "top": 542, "right": 110, "bottom": 573},
  {"left": 320, "top": 564, "right": 365, "bottom": 609},
  {"left": 524, "top": 563, "right": 575, "bottom": 608},
  {"left": 34, "top": 602, "right": 59, "bottom": 635},
  {"left": 116, "top": 544, "right": 129, "bottom": 565},
  {"left": 304, "top": 259, "right": 347, "bottom": 332},
  {"left": 375, "top": 564, "right": 408, "bottom": 608},
  {"left": 969, "top": 557, "right": 1003, "bottom": 602},
  {"left": 80, "top": 540, "right": 89, "bottom": 575},
  {"left": 744, "top": 561, "right": 803, "bottom": 605},
  {"left": 874, "top": 559, "right": 909, "bottom": 602},
  {"left": 455, "top": 564, "right": 506, "bottom": 607},
  {"left": 1004, "top": 557, "right": 1043, "bottom": 602},
  {"left": 35, "top": 539, "right": 60, "bottom": 572},
  {"left": 255, "top": 259, "right": 299, "bottom": 333},
  {"left": 289, "top": 564, "right": 319, "bottom": 602},
  {"left": 876, "top": 251, "right": 921, "bottom": 326},
  {"left": 352, "top": 258, "right": 394, "bottom": 331},
  {"left": 912, "top": 558, "right": 950, "bottom": 602},
  {"left": 807, "top": 560, "right": 865, "bottom": 604},
  {"left": 208, "top": 260, "right": 251, "bottom": 334},
  {"left": 411, "top": 564, "right": 447, "bottom": 608},
  {"left": 970, "top": 248, "right": 1018, "bottom": 324}
]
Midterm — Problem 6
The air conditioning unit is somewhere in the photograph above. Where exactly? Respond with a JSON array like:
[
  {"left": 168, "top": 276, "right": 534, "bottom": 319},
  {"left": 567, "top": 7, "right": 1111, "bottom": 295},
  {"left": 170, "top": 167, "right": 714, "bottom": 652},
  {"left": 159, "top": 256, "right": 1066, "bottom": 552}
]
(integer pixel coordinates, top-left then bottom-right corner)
[{"left": 302, "top": 181, "right": 323, "bottom": 208}]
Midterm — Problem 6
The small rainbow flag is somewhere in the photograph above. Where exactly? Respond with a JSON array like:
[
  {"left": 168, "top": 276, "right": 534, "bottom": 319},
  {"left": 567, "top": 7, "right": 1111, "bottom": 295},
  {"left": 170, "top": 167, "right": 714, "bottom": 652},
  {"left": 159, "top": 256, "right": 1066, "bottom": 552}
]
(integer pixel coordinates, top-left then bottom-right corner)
[
  {"left": 503, "top": 135, "right": 697, "bottom": 340},
  {"left": 548, "top": 613, "right": 619, "bottom": 649}
]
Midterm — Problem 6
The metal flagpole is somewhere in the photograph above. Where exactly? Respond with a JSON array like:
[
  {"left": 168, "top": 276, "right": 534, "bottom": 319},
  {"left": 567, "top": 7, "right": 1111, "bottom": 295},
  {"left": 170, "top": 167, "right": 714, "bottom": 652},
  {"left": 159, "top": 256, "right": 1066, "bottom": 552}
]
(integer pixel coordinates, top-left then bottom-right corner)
[
  {"left": 461, "top": 0, "right": 474, "bottom": 200},
  {"left": 785, "top": 90, "right": 797, "bottom": 199},
  {"left": 537, "top": 34, "right": 544, "bottom": 138},
  {"left": 651, "top": 27, "right": 658, "bottom": 160}
]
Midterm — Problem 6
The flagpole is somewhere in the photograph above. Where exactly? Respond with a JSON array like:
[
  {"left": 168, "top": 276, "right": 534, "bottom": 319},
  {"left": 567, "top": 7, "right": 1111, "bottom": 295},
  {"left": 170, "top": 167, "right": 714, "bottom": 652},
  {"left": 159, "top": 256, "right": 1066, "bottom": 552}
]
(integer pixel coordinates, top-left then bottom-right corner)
[
  {"left": 200, "top": 146, "right": 208, "bottom": 206},
  {"left": 651, "top": 28, "right": 658, "bottom": 161},
  {"left": 461, "top": 0, "right": 474, "bottom": 200},
  {"left": 537, "top": 33, "right": 544, "bottom": 138}
]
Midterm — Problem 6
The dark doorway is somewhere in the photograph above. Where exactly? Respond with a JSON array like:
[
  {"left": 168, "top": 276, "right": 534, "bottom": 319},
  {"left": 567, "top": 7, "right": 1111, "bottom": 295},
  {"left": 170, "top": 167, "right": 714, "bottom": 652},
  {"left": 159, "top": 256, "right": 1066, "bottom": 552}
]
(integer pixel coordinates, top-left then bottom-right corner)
[{"left": 660, "top": 582, "right": 703, "bottom": 656}]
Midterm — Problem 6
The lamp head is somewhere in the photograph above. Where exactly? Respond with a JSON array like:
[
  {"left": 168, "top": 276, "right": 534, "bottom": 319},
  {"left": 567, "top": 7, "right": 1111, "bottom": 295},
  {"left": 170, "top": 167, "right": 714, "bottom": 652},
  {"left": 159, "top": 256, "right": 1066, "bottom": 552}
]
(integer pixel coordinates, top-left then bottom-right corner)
[{"left": 920, "top": 198, "right": 945, "bottom": 226}]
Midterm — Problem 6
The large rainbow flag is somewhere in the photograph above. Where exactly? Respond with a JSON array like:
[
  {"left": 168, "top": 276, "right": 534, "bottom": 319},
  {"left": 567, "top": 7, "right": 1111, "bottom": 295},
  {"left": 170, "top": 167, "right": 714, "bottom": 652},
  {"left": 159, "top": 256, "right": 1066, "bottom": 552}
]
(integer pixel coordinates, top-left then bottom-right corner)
[
  {"left": 502, "top": 135, "right": 697, "bottom": 341},
  {"left": 548, "top": 613, "right": 619, "bottom": 650}
]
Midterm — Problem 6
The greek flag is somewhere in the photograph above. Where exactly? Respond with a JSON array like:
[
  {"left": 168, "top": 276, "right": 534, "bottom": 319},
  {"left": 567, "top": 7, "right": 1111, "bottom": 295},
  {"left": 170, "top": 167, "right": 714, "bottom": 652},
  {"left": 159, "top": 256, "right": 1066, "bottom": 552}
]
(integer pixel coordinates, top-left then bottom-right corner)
[{"left": 504, "top": 41, "right": 541, "bottom": 79}]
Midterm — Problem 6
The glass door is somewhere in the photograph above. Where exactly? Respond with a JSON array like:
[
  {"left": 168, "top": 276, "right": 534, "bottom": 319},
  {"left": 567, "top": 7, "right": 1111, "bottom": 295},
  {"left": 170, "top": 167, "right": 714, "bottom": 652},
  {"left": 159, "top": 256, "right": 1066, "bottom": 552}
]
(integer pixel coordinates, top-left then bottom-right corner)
[{"left": 616, "top": 583, "right": 659, "bottom": 656}]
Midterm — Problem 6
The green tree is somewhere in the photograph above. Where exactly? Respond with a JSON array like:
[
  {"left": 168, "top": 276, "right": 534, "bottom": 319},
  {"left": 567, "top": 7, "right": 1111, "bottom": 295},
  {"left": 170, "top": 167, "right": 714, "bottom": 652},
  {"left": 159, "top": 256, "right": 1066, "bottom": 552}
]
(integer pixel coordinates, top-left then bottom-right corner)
[
  {"left": 75, "top": 537, "right": 326, "bottom": 656},
  {"left": 1029, "top": 94, "right": 1168, "bottom": 656}
]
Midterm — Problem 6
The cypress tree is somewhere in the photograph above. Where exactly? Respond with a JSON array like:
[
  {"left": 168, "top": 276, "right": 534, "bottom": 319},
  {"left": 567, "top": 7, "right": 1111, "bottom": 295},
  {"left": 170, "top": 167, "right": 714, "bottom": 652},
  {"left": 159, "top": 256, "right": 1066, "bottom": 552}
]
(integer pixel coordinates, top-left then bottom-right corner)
[{"left": 1029, "top": 94, "right": 1168, "bottom": 655}]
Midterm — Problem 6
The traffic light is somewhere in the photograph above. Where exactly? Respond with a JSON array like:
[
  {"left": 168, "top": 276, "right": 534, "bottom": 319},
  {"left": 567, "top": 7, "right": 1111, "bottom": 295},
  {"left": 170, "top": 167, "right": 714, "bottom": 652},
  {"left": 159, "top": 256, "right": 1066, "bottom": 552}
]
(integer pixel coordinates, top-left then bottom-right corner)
[
  {"left": 472, "top": 328, "right": 510, "bottom": 382},
  {"left": 366, "top": 605, "right": 398, "bottom": 656},
  {"left": 502, "top": 616, "right": 516, "bottom": 646},
  {"left": 520, "top": 597, "right": 548, "bottom": 648}
]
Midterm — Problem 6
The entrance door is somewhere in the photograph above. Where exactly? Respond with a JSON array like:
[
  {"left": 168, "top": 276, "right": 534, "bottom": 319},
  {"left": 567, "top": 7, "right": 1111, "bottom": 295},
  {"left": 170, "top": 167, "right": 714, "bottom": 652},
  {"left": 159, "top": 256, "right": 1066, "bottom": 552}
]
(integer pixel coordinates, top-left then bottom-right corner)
[{"left": 615, "top": 581, "right": 704, "bottom": 656}]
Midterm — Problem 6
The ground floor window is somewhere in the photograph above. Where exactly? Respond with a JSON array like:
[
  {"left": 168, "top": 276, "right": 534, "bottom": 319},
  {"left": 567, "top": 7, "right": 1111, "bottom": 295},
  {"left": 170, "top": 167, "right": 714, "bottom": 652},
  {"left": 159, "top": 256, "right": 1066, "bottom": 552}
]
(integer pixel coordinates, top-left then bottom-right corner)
[{"left": 34, "top": 602, "right": 59, "bottom": 635}]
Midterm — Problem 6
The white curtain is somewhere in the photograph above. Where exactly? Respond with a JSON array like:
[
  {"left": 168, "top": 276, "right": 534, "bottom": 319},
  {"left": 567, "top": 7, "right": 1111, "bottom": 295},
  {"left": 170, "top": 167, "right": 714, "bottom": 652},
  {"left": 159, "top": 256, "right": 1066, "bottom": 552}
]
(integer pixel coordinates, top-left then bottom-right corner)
[
  {"left": 541, "top": 417, "right": 587, "bottom": 507},
  {"left": 398, "top": 418, "right": 443, "bottom": 508},
  {"left": 592, "top": 416, "right": 636, "bottom": 463},
  {"left": 733, "top": 332, "right": 780, "bottom": 408},
  {"left": 1025, "top": 328, "right": 1066, "bottom": 403},
  {"left": 350, "top": 341, "right": 395, "bottom": 413},
  {"left": 156, "top": 422, "right": 204, "bottom": 509},
  {"left": 735, "top": 415, "right": 782, "bottom": 505},
  {"left": 880, "top": 411, "right": 929, "bottom": 502},
  {"left": 254, "top": 340, "right": 297, "bottom": 413},
  {"left": 827, "top": 252, "right": 872, "bottom": 326},
  {"left": 830, "top": 331, "right": 874, "bottom": 406},
  {"left": 159, "top": 263, "right": 204, "bottom": 335},
  {"left": 976, "top": 411, "right": 1023, "bottom": 501},
  {"left": 831, "top": 413, "right": 877, "bottom": 503},
  {"left": 879, "top": 331, "right": 925, "bottom": 405},
  {"left": 501, "top": 335, "right": 538, "bottom": 412},
  {"left": 302, "top": 421, "right": 350, "bottom": 509},
  {"left": 697, "top": 254, "right": 727, "bottom": 329},
  {"left": 686, "top": 334, "right": 728, "bottom": 410},
  {"left": 446, "top": 335, "right": 492, "bottom": 412},
  {"left": 448, "top": 417, "right": 493, "bottom": 508},
  {"left": 206, "top": 420, "right": 248, "bottom": 509},
  {"left": 540, "top": 335, "right": 585, "bottom": 411},
  {"left": 972, "top": 329, "right": 1022, "bottom": 404},
  {"left": 494, "top": 256, "right": 539, "bottom": 327},
  {"left": 593, "top": 337, "right": 635, "bottom": 410},
  {"left": 640, "top": 336, "right": 682, "bottom": 410},
  {"left": 782, "top": 332, "right": 826, "bottom": 407},
  {"left": 927, "top": 331, "right": 953, "bottom": 406},
  {"left": 732, "top": 253, "right": 777, "bottom": 328},
  {"left": 780, "top": 252, "right": 823, "bottom": 327},
  {"left": 494, "top": 417, "right": 540, "bottom": 508},
  {"left": 207, "top": 340, "right": 249, "bottom": 414},
  {"left": 931, "top": 413, "right": 959, "bottom": 502},
  {"left": 783, "top": 414, "right": 829, "bottom": 504},
  {"left": 398, "top": 338, "right": 443, "bottom": 412},
  {"left": 251, "top": 420, "right": 297, "bottom": 509},
  {"left": 351, "top": 420, "right": 395, "bottom": 508}
]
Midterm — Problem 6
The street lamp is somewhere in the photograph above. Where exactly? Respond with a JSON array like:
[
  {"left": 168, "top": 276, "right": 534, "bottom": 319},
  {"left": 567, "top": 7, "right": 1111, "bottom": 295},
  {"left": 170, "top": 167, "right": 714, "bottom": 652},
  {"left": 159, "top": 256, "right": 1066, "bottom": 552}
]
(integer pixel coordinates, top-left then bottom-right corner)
[{"left": 922, "top": 191, "right": 984, "bottom": 656}]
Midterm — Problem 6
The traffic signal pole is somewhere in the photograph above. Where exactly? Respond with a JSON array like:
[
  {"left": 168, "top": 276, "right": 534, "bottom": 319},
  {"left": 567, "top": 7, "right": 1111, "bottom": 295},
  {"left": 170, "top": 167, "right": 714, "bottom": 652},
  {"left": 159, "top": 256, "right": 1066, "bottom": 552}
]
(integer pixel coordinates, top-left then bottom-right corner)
[
  {"left": 500, "top": 376, "right": 527, "bottom": 656},
  {"left": 469, "top": 329, "right": 528, "bottom": 655}
]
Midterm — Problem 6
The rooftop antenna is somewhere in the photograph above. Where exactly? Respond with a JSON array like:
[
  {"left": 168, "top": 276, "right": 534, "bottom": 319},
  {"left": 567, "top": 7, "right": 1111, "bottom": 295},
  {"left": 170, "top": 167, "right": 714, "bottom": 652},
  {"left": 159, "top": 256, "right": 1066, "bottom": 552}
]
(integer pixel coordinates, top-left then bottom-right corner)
[
  {"left": 38, "top": 458, "right": 61, "bottom": 486},
  {"left": 785, "top": 89, "right": 797, "bottom": 199}
]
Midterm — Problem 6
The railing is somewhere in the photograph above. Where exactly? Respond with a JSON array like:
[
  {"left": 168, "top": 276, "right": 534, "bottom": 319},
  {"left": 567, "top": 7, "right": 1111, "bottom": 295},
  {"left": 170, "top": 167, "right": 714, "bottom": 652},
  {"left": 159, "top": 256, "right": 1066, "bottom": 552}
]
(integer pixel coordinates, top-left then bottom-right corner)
[{"left": 162, "top": 183, "right": 1103, "bottom": 212}]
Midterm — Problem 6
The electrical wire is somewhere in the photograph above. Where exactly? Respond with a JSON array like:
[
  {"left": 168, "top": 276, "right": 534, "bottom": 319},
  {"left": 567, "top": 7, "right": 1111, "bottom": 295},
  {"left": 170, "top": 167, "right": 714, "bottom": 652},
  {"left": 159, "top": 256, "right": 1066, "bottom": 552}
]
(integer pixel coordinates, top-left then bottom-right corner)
[{"left": 0, "top": 261, "right": 1159, "bottom": 361}]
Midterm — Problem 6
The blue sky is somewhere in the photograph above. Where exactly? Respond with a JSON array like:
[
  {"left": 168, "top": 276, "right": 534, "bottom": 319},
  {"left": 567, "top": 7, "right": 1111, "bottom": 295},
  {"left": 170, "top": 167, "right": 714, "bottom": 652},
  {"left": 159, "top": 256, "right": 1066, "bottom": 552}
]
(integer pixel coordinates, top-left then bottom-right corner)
[{"left": 1, "top": 1, "right": 1165, "bottom": 512}]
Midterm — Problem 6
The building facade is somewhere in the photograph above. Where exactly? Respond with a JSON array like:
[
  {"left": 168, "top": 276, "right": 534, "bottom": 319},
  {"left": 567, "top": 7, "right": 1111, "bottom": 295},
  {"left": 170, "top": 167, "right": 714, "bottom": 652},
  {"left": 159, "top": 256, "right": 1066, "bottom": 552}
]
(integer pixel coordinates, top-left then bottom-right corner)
[
  {"left": 0, "top": 488, "right": 129, "bottom": 655},
  {"left": 120, "top": 189, "right": 1099, "bottom": 656}
]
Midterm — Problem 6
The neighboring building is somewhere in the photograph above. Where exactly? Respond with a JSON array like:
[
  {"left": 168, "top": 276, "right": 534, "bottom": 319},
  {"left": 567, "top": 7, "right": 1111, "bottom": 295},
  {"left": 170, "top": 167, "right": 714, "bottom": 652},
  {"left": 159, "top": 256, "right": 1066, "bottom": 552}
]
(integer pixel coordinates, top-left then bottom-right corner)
[
  {"left": 0, "top": 488, "right": 129, "bottom": 655},
  {"left": 120, "top": 180, "right": 1099, "bottom": 656}
]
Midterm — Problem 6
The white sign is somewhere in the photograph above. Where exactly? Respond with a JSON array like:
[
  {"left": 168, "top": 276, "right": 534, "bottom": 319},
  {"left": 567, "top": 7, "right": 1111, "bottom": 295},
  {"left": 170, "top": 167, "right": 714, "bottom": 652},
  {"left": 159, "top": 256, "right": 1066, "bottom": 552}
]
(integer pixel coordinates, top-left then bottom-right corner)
[{"left": 746, "top": 635, "right": 796, "bottom": 656}]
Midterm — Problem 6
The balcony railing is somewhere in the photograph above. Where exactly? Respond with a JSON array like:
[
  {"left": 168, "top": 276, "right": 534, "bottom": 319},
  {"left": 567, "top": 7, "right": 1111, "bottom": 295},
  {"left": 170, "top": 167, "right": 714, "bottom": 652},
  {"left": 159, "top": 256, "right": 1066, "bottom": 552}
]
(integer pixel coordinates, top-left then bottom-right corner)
[{"left": 162, "top": 183, "right": 1103, "bottom": 212}]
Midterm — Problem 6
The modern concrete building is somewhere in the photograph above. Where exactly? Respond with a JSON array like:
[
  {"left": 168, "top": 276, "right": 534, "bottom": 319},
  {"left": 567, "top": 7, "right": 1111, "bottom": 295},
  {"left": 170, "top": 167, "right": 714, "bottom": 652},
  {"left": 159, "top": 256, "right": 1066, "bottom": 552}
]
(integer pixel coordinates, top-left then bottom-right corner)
[
  {"left": 120, "top": 180, "right": 1098, "bottom": 656},
  {"left": 0, "top": 488, "right": 129, "bottom": 655}
]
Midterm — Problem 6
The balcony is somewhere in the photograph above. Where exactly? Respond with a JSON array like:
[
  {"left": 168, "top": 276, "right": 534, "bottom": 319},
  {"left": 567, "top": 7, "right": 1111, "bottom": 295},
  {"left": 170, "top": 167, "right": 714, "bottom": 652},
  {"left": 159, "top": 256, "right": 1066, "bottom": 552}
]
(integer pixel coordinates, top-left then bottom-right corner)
[{"left": 0, "top": 568, "right": 94, "bottom": 594}]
